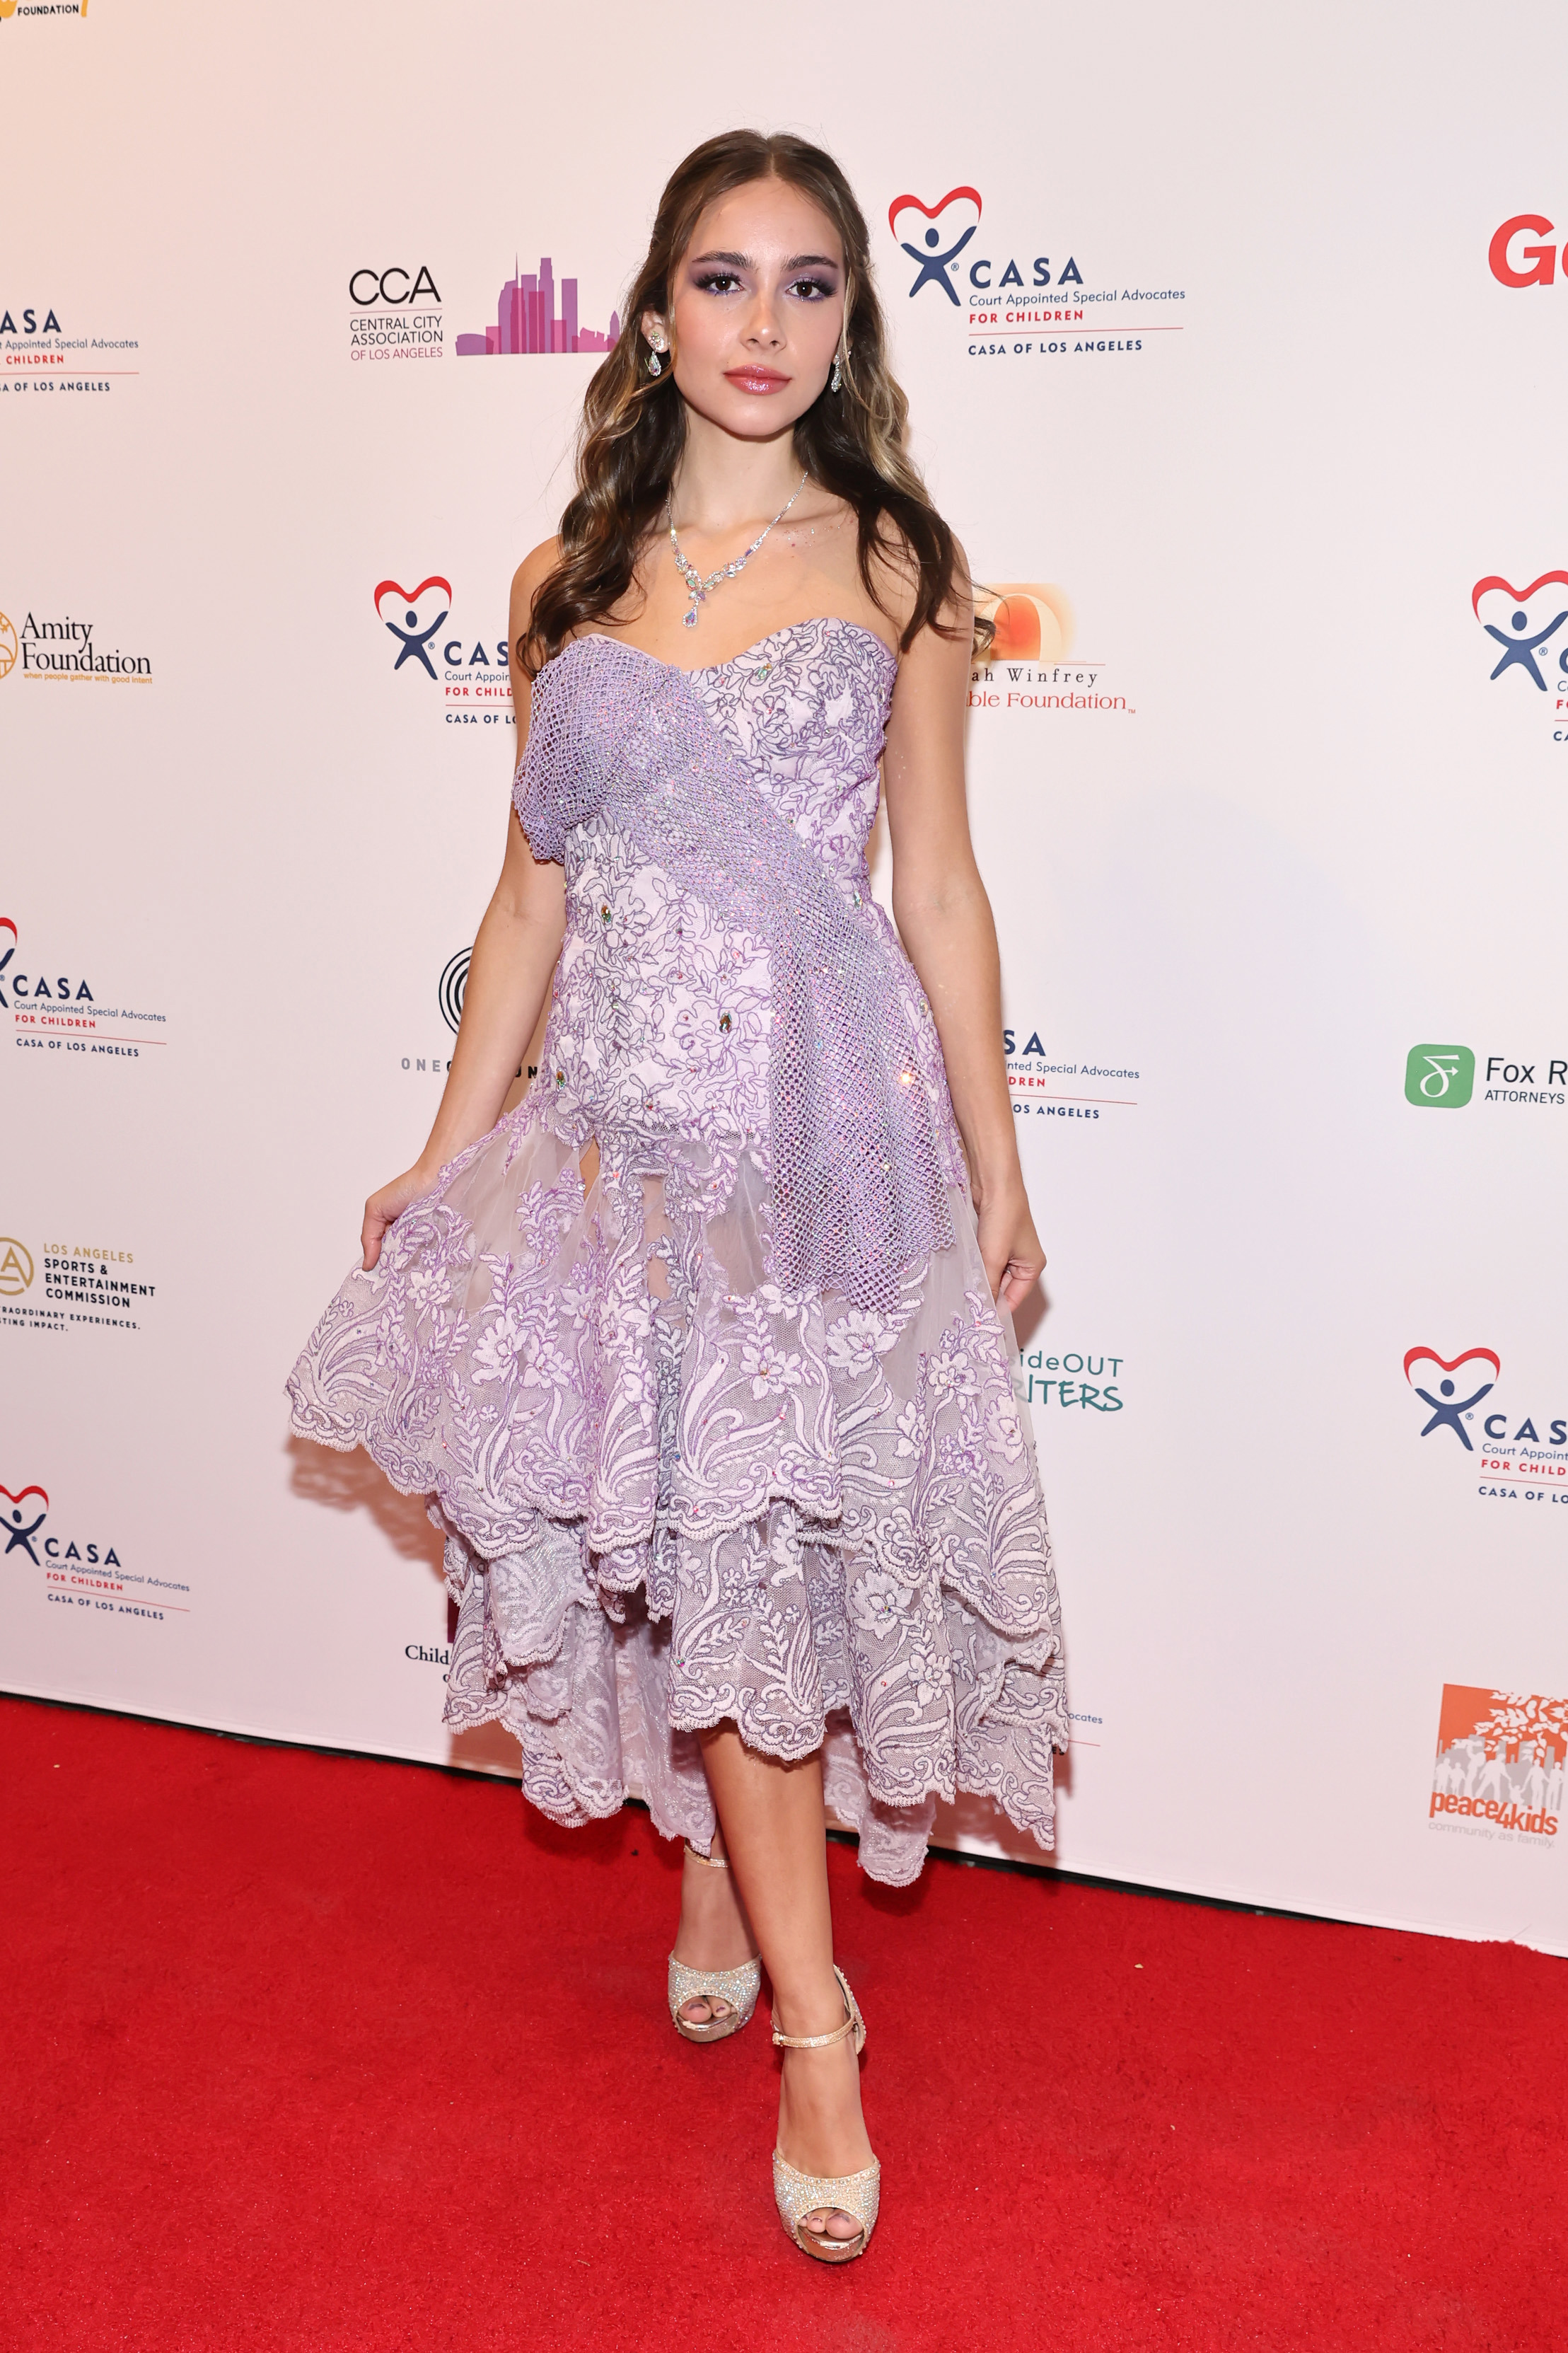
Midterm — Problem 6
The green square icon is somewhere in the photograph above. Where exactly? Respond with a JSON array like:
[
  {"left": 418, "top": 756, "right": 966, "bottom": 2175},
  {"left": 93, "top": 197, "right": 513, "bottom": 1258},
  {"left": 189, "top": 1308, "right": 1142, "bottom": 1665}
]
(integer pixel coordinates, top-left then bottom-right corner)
[{"left": 1405, "top": 1043, "right": 1475, "bottom": 1108}]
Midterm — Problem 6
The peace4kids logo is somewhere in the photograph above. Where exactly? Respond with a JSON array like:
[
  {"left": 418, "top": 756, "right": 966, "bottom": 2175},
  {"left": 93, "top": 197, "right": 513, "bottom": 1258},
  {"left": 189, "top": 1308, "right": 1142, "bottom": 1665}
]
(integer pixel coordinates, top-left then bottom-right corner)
[
  {"left": 1470, "top": 569, "right": 1568, "bottom": 746},
  {"left": 1429, "top": 1685, "right": 1564, "bottom": 1845},
  {"left": 887, "top": 185, "right": 1180, "bottom": 363},
  {"left": 374, "top": 577, "right": 513, "bottom": 733},
  {"left": 1405, "top": 1347, "right": 1568, "bottom": 1505}
]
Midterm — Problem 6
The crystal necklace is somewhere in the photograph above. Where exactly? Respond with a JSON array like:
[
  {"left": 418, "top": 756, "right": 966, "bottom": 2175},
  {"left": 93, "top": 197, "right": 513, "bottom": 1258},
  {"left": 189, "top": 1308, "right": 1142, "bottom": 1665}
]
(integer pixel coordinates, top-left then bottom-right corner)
[{"left": 666, "top": 471, "right": 808, "bottom": 629}]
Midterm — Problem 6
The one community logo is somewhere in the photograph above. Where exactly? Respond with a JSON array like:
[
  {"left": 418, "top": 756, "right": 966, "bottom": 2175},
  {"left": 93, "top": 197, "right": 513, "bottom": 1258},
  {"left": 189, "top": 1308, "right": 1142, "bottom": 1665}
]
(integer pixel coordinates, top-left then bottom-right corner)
[
  {"left": 373, "top": 577, "right": 511, "bottom": 723},
  {"left": 1405, "top": 1042, "right": 1565, "bottom": 1109},
  {"left": 1430, "top": 1684, "right": 1564, "bottom": 1843},
  {"left": 439, "top": 947, "right": 469, "bottom": 1035}
]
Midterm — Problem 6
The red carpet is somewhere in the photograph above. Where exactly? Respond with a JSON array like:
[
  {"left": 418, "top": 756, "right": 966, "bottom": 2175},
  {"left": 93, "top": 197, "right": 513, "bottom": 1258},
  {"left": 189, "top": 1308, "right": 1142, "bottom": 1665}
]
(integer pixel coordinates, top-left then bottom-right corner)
[{"left": 1, "top": 1698, "right": 1562, "bottom": 2352}]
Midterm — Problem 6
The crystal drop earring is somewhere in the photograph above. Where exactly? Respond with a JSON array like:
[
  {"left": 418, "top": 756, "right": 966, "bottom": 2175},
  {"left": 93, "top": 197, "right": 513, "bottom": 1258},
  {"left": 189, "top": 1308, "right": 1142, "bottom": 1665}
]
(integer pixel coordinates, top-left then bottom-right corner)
[
  {"left": 646, "top": 323, "right": 668, "bottom": 378},
  {"left": 830, "top": 352, "right": 842, "bottom": 393}
]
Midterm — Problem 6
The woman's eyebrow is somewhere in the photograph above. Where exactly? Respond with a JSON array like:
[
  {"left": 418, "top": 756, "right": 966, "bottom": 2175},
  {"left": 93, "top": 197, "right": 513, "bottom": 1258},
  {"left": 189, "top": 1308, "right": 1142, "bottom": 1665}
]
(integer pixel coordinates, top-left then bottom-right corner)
[
  {"left": 784, "top": 254, "right": 840, "bottom": 270},
  {"left": 688, "top": 249, "right": 751, "bottom": 267}
]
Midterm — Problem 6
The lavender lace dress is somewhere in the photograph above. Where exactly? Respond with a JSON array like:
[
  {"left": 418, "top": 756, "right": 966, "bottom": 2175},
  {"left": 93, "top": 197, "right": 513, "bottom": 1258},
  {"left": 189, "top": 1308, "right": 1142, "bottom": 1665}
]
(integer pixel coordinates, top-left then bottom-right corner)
[{"left": 288, "top": 617, "right": 1066, "bottom": 1884}]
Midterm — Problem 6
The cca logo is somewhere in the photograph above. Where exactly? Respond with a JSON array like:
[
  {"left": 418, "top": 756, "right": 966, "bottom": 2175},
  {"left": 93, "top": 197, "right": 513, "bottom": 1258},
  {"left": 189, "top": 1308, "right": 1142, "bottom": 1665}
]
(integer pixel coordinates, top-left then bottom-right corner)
[
  {"left": 1405, "top": 1044, "right": 1475, "bottom": 1108},
  {"left": 349, "top": 267, "right": 441, "bottom": 307},
  {"left": 0, "top": 1238, "right": 35, "bottom": 1295}
]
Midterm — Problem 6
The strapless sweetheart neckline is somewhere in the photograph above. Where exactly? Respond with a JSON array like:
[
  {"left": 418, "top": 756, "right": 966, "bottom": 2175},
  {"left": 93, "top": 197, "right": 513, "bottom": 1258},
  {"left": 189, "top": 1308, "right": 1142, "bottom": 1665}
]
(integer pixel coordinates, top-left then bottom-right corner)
[{"left": 562, "top": 614, "right": 899, "bottom": 681}]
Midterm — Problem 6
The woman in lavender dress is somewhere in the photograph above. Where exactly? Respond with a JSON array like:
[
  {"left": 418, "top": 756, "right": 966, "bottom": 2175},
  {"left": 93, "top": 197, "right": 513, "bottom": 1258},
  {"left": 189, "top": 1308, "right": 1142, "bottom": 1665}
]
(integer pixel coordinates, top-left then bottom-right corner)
[{"left": 289, "top": 130, "right": 1064, "bottom": 2264}]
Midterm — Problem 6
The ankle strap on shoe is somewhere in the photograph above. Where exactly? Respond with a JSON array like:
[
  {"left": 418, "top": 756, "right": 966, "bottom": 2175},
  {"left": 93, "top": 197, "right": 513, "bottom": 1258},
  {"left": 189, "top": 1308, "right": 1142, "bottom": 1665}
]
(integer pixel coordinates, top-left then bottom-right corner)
[
  {"left": 684, "top": 1841, "right": 728, "bottom": 1870},
  {"left": 771, "top": 1964, "right": 866, "bottom": 2054}
]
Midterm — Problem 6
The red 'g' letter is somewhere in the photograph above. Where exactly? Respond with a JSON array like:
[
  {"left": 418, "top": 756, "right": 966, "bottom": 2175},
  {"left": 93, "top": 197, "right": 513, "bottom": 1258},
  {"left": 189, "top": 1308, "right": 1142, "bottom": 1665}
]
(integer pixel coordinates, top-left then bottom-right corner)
[{"left": 1489, "top": 214, "right": 1556, "bottom": 287}]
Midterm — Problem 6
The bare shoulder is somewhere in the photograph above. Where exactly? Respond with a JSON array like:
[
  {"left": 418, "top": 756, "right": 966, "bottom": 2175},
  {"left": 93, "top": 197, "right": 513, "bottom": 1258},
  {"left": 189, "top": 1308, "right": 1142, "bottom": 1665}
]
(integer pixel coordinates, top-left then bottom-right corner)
[
  {"left": 509, "top": 536, "right": 563, "bottom": 633},
  {"left": 867, "top": 515, "right": 975, "bottom": 654}
]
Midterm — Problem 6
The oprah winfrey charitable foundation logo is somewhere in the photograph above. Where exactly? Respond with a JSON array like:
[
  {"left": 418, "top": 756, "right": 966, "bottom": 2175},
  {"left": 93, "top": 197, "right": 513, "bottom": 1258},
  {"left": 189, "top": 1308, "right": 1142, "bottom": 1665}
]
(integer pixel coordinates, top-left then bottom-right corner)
[
  {"left": 969, "top": 585, "right": 1133, "bottom": 720},
  {"left": 373, "top": 577, "right": 513, "bottom": 732},
  {"left": 1430, "top": 1687, "right": 1564, "bottom": 1845},
  {"left": 1405, "top": 1346, "right": 1568, "bottom": 1506},
  {"left": 887, "top": 184, "right": 1182, "bottom": 363}
]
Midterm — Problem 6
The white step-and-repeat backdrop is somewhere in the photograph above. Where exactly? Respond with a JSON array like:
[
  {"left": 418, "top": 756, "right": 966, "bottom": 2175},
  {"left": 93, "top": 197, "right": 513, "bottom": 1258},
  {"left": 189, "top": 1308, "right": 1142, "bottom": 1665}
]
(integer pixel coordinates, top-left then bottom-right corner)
[{"left": 4, "top": 1, "right": 1564, "bottom": 1955}]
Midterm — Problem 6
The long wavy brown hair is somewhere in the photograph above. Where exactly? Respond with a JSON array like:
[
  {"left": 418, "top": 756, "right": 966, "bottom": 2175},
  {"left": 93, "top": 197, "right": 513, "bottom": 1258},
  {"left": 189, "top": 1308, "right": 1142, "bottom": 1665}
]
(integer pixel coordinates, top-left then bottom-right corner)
[{"left": 523, "top": 129, "right": 989, "bottom": 676}]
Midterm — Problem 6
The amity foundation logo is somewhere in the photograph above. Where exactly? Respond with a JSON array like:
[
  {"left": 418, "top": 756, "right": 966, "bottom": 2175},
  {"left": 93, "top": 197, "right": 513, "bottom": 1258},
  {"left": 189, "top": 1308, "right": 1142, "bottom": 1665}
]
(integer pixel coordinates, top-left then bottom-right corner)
[
  {"left": 970, "top": 584, "right": 1132, "bottom": 722},
  {"left": 888, "top": 185, "right": 1183, "bottom": 364},
  {"left": 0, "top": 2, "right": 93, "bottom": 20},
  {"left": 348, "top": 265, "right": 443, "bottom": 363},
  {"left": 1405, "top": 1346, "right": 1568, "bottom": 1508},
  {"left": 3, "top": 915, "right": 168, "bottom": 1060},
  {"left": 2, "top": 1480, "right": 188, "bottom": 1622},
  {"left": 1004, "top": 1027, "right": 1140, "bottom": 1124},
  {"left": 0, "top": 606, "right": 150, "bottom": 681},
  {"left": 1469, "top": 570, "right": 1568, "bottom": 747},
  {"left": 0, "top": 1231, "right": 154, "bottom": 1336},
  {"left": 1, "top": 301, "right": 139, "bottom": 399},
  {"left": 374, "top": 577, "right": 513, "bottom": 731},
  {"left": 1405, "top": 1042, "right": 1565, "bottom": 1111},
  {"left": 1430, "top": 1686, "right": 1564, "bottom": 1847}
]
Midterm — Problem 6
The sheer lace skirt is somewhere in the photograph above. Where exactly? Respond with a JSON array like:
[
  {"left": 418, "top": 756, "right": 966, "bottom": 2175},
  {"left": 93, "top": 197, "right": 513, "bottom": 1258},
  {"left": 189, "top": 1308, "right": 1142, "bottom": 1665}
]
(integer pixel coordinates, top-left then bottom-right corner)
[{"left": 287, "top": 1094, "right": 1067, "bottom": 1885}]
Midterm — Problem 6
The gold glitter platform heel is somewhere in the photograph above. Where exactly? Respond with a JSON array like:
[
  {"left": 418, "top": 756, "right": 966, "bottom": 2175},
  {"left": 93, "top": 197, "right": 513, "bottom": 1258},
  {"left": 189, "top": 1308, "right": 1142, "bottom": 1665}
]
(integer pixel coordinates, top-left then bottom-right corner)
[
  {"left": 771, "top": 1965, "right": 881, "bottom": 2265},
  {"left": 668, "top": 1844, "right": 762, "bottom": 2045}
]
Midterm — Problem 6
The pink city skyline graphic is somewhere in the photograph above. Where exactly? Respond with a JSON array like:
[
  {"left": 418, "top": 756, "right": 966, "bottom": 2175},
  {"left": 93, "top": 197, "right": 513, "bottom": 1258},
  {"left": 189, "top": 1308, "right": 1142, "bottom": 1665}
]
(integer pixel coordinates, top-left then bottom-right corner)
[{"left": 456, "top": 254, "right": 620, "bottom": 357}]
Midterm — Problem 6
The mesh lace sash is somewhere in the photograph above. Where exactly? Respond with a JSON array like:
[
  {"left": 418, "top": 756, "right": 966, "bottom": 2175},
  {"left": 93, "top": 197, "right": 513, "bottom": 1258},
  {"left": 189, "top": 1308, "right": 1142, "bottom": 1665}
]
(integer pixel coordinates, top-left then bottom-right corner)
[{"left": 514, "top": 634, "right": 955, "bottom": 1310}]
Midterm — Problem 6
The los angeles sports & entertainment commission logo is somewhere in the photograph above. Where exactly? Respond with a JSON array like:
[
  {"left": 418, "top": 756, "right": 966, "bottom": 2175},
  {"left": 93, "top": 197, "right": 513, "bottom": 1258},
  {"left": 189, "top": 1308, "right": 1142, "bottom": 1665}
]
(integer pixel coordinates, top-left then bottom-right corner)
[{"left": 0, "top": 1230, "right": 155, "bottom": 1336}]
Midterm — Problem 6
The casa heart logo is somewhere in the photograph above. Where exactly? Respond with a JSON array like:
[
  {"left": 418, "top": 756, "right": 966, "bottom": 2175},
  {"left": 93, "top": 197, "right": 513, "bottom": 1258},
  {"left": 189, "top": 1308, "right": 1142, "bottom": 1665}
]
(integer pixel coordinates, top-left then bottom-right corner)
[
  {"left": 1404, "top": 1347, "right": 1500, "bottom": 1450},
  {"left": 373, "top": 576, "right": 451, "bottom": 621},
  {"left": 1471, "top": 571, "right": 1568, "bottom": 690},
  {"left": 888, "top": 187, "right": 982, "bottom": 301},
  {"left": 3, "top": 1483, "right": 50, "bottom": 1563},
  {"left": 374, "top": 575, "right": 453, "bottom": 681}
]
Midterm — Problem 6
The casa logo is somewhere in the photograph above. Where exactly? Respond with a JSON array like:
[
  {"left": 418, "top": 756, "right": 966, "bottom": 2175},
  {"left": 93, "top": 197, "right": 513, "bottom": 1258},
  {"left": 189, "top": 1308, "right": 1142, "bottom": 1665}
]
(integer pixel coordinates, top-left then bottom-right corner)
[
  {"left": 0, "top": 606, "right": 151, "bottom": 680},
  {"left": 2, "top": 1482, "right": 120, "bottom": 1575},
  {"left": 1, "top": 917, "right": 95, "bottom": 1009},
  {"left": 1404, "top": 1042, "right": 1566, "bottom": 1110},
  {"left": 373, "top": 577, "right": 513, "bottom": 725},
  {"left": 1018, "top": 1347, "right": 1125, "bottom": 1413},
  {"left": 1, "top": 301, "right": 138, "bottom": 392},
  {"left": 1004, "top": 1028, "right": 1140, "bottom": 1121},
  {"left": 1468, "top": 570, "right": 1568, "bottom": 744},
  {"left": 888, "top": 183, "right": 1180, "bottom": 361},
  {"left": 969, "top": 584, "right": 1133, "bottom": 719},
  {"left": 1430, "top": 1685, "right": 1564, "bottom": 1844},
  {"left": 1405, "top": 1346, "right": 1568, "bottom": 1503},
  {"left": 347, "top": 265, "right": 443, "bottom": 362},
  {"left": 4, "top": 914, "right": 168, "bottom": 1056}
]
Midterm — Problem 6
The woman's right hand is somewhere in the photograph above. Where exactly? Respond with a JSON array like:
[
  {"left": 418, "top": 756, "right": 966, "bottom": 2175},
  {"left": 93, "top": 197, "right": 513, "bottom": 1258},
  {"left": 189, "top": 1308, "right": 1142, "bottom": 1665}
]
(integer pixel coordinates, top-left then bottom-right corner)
[{"left": 361, "top": 1160, "right": 440, "bottom": 1272}]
